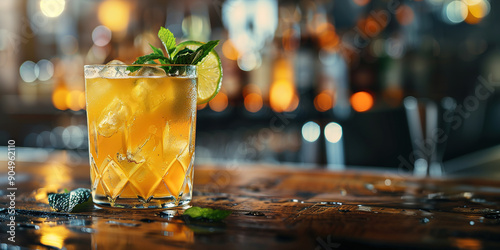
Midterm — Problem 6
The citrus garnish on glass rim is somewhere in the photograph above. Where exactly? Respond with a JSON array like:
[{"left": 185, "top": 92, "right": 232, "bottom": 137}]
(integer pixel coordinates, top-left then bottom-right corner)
[{"left": 174, "top": 41, "right": 223, "bottom": 105}]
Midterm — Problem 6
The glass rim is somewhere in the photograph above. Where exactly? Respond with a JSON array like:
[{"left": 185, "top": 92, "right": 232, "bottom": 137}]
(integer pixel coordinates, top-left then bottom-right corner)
[{"left": 84, "top": 64, "right": 197, "bottom": 67}]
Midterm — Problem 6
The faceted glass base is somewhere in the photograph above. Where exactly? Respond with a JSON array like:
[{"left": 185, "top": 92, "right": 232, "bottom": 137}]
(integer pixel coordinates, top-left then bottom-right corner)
[
  {"left": 90, "top": 152, "right": 195, "bottom": 209},
  {"left": 93, "top": 195, "right": 192, "bottom": 209}
]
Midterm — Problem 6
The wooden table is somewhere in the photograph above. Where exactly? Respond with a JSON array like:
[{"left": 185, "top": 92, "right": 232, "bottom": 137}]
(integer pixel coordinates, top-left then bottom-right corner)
[{"left": 1, "top": 159, "right": 500, "bottom": 249}]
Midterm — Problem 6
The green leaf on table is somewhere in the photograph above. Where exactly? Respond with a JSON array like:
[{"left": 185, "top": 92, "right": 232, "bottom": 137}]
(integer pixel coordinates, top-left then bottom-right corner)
[
  {"left": 183, "top": 206, "right": 231, "bottom": 221},
  {"left": 48, "top": 188, "right": 93, "bottom": 213}
]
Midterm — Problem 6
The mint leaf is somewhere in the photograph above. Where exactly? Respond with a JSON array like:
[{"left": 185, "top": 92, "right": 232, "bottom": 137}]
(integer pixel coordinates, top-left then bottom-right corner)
[
  {"left": 172, "top": 40, "right": 219, "bottom": 65},
  {"left": 158, "top": 27, "right": 176, "bottom": 58},
  {"left": 48, "top": 188, "right": 92, "bottom": 213},
  {"left": 149, "top": 43, "right": 170, "bottom": 72},
  {"left": 149, "top": 44, "right": 164, "bottom": 56},
  {"left": 127, "top": 53, "right": 170, "bottom": 72},
  {"left": 183, "top": 206, "right": 231, "bottom": 221},
  {"left": 191, "top": 40, "right": 219, "bottom": 65},
  {"left": 175, "top": 47, "right": 194, "bottom": 57},
  {"left": 171, "top": 47, "right": 194, "bottom": 65},
  {"left": 184, "top": 206, "right": 204, "bottom": 218},
  {"left": 174, "top": 51, "right": 197, "bottom": 65}
]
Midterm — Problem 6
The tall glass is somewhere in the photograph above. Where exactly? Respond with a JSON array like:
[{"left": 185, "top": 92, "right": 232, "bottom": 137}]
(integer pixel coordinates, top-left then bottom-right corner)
[{"left": 84, "top": 64, "right": 197, "bottom": 209}]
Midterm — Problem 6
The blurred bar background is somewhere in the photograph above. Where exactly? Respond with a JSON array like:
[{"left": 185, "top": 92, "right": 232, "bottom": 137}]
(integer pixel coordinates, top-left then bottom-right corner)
[{"left": 1, "top": 0, "right": 500, "bottom": 173}]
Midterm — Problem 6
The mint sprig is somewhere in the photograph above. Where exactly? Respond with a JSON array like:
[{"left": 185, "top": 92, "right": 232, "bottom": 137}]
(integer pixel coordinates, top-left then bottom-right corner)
[
  {"left": 183, "top": 206, "right": 232, "bottom": 221},
  {"left": 126, "top": 53, "right": 170, "bottom": 72},
  {"left": 174, "top": 40, "right": 219, "bottom": 65},
  {"left": 149, "top": 44, "right": 164, "bottom": 58},
  {"left": 48, "top": 188, "right": 93, "bottom": 213},
  {"left": 127, "top": 27, "right": 220, "bottom": 74},
  {"left": 190, "top": 40, "right": 219, "bottom": 65},
  {"left": 158, "top": 27, "right": 177, "bottom": 59}
]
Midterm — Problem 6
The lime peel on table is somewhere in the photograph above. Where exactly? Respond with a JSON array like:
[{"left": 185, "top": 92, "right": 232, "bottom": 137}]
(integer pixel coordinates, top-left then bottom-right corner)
[
  {"left": 48, "top": 188, "right": 93, "bottom": 213},
  {"left": 127, "top": 26, "right": 222, "bottom": 105},
  {"left": 183, "top": 206, "right": 232, "bottom": 221}
]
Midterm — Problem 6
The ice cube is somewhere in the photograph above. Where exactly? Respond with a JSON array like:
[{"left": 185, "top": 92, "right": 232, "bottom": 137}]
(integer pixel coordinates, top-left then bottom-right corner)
[
  {"left": 107, "top": 59, "right": 125, "bottom": 65},
  {"left": 118, "top": 135, "right": 151, "bottom": 165},
  {"left": 97, "top": 98, "right": 130, "bottom": 137},
  {"left": 118, "top": 133, "right": 162, "bottom": 178},
  {"left": 131, "top": 66, "right": 166, "bottom": 77},
  {"left": 163, "top": 121, "right": 190, "bottom": 157},
  {"left": 86, "top": 78, "right": 113, "bottom": 104},
  {"left": 132, "top": 78, "right": 164, "bottom": 112},
  {"left": 99, "top": 60, "right": 128, "bottom": 78}
]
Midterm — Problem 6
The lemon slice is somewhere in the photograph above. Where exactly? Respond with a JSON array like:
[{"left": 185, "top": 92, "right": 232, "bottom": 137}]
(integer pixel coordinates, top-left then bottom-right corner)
[{"left": 174, "top": 41, "right": 223, "bottom": 105}]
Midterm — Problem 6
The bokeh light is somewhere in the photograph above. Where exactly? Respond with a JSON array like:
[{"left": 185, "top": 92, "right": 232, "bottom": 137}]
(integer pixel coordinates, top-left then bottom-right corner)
[
  {"left": 314, "top": 90, "right": 334, "bottom": 112},
  {"left": 325, "top": 122, "right": 343, "bottom": 143},
  {"left": 66, "top": 90, "right": 84, "bottom": 111},
  {"left": 19, "top": 61, "right": 38, "bottom": 83},
  {"left": 237, "top": 52, "right": 262, "bottom": 71},
  {"left": 244, "top": 93, "right": 263, "bottom": 113},
  {"left": 209, "top": 92, "right": 228, "bottom": 112},
  {"left": 92, "top": 25, "right": 112, "bottom": 46},
  {"left": 270, "top": 59, "right": 297, "bottom": 113},
  {"left": 36, "top": 59, "right": 54, "bottom": 81},
  {"left": 302, "top": 121, "right": 320, "bottom": 143},
  {"left": 270, "top": 80, "right": 295, "bottom": 112},
  {"left": 444, "top": 1, "right": 468, "bottom": 24},
  {"left": 40, "top": 0, "right": 65, "bottom": 18},
  {"left": 396, "top": 5, "right": 415, "bottom": 26},
  {"left": 350, "top": 91, "right": 374, "bottom": 112},
  {"left": 357, "top": 13, "right": 388, "bottom": 38},
  {"left": 52, "top": 86, "right": 68, "bottom": 110},
  {"left": 317, "top": 23, "right": 339, "bottom": 51},
  {"left": 98, "top": 0, "right": 130, "bottom": 32},
  {"left": 468, "top": 0, "right": 489, "bottom": 18},
  {"left": 464, "top": 0, "right": 490, "bottom": 24},
  {"left": 222, "top": 40, "right": 239, "bottom": 61}
]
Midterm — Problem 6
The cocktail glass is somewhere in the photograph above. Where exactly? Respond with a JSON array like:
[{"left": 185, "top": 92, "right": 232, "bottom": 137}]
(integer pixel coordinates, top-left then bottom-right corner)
[{"left": 84, "top": 64, "right": 197, "bottom": 209}]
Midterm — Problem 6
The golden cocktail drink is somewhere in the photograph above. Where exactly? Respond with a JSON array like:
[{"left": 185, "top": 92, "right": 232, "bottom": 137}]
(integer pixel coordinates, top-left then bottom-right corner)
[{"left": 84, "top": 65, "right": 197, "bottom": 208}]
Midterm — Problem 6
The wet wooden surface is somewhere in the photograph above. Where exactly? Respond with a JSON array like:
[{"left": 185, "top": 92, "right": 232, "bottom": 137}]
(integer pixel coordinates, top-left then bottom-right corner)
[{"left": 1, "top": 159, "right": 500, "bottom": 249}]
